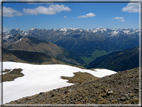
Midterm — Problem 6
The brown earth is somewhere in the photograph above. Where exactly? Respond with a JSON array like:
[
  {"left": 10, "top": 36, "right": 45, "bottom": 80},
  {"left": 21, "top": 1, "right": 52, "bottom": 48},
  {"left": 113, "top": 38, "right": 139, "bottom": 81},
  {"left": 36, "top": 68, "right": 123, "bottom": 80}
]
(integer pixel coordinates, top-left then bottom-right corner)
[
  {"left": 2, "top": 68, "right": 24, "bottom": 82},
  {"left": 61, "top": 72, "right": 99, "bottom": 84}
]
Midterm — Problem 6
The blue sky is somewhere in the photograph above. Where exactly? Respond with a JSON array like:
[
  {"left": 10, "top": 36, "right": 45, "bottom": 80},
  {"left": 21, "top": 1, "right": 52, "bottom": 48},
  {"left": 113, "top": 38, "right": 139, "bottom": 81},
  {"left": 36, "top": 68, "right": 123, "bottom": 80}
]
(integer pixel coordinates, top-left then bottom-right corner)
[{"left": 2, "top": 1, "right": 140, "bottom": 31}]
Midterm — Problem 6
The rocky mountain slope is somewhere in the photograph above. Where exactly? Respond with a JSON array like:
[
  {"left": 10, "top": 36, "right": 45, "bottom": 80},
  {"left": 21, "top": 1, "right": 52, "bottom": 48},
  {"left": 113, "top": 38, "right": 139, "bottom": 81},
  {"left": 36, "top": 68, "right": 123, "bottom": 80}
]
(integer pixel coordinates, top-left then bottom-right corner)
[
  {"left": 6, "top": 67, "right": 139, "bottom": 104},
  {"left": 88, "top": 47, "right": 139, "bottom": 71},
  {"left": 3, "top": 35, "right": 84, "bottom": 66},
  {"left": 3, "top": 48, "right": 63, "bottom": 64}
]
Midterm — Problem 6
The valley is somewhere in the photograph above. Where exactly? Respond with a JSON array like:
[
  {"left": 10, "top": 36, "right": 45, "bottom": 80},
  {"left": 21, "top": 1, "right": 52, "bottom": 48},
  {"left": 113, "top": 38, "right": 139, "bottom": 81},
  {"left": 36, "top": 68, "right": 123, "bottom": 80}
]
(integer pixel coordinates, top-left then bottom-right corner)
[
  {"left": 81, "top": 50, "right": 107, "bottom": 64},
  {"left": 88, "top": 46, "right": 139, "bottom": 71},
  {"left": 3, "top": 27, "right": 139, "bottom": 70}
]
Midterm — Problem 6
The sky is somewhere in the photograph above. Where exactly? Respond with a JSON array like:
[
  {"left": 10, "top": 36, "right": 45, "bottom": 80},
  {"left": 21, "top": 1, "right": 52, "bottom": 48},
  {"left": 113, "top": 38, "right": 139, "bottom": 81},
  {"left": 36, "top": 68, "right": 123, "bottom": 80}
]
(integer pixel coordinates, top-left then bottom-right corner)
[{"left": 1, "top": 0, "right": 140, "bottom": 31}]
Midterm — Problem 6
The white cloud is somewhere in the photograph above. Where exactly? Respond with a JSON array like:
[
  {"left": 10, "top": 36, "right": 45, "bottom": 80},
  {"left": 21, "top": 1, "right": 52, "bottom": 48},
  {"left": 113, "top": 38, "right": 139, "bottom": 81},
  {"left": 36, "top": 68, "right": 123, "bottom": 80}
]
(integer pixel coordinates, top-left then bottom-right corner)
[
  {"left": 64, "top": 16, "right": 66, "bottom": 18},
  {"left": 113, "top": 17, "right": 125, "bottom": 22},
  {"left": 3, "top": 6, "right": 23, "bottom": 17},
  {"left": 122, "top": 3, "right": 139, "bottom": 13},
  {"left": 113, "top": 17, "right": 124, "bottom": 19},
  {"left": 23, "top": 4, "right": 71, "bottom": 15},
  {"left": 120, "top": 19, "right": 125, "bottom": 22},
  {"left": 78, "top": 13, "right": 96, "bottom": 18}
]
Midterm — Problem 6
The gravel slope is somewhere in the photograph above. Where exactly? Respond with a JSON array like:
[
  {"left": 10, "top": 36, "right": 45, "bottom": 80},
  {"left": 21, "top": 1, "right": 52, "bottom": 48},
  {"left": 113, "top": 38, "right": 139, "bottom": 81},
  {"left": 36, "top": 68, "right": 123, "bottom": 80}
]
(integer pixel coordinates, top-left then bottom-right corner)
[{"left": 5, "top": 67, "right": 140, "bottom": 105}]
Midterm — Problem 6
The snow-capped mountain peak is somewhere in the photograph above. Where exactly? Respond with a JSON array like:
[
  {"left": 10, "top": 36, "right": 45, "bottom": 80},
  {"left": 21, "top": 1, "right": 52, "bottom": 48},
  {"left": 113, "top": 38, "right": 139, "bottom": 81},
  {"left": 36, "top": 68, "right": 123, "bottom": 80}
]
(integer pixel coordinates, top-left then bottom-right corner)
[
  {"left": 60, "top": 28, "right": 68, "bottom": 32},
  {"left": 31, "top": 28, "right": 36, "bottom": 30},
  {"left": 123, "top": 30, "right": 130, "bottom": 34},
  {"left": 3, "top": 27, "right": 139, "bottom": 41},
  {"left": 92, "top": 27, "right": 107, "bottom": 33},
  {"left": 60, "top": 28, "right": 83, "bottom": 32},
  {"left": 111, "top": 30, "right": 119, "bottom": 36}
]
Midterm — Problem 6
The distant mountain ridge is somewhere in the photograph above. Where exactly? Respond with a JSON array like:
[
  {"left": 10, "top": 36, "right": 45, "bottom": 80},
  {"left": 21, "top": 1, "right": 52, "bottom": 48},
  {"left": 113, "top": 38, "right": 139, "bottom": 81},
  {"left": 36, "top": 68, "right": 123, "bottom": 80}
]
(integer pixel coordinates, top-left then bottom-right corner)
[
  {"left": 3, "top": 35, "right": 84, "bottom": 66},
  {"left": 3, "top": 27, "right": 139, "bottom": 64},
  {"left": 3, "top": 28, "right": 139, "bottom": 49},
  {"left": 3, "top": 27, "right": 139, "bottom": 38}
]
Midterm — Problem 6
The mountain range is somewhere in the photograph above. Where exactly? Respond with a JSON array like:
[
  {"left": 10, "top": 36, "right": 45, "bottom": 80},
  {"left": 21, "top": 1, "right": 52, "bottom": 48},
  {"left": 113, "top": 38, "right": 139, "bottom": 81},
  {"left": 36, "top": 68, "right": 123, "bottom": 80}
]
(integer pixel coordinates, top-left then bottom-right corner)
[
  {"left": 3, "top": 27, "right": 139, "bottom": 64},
  {"left": 2, "top": 27, "right": 139, "bottom": 70}
]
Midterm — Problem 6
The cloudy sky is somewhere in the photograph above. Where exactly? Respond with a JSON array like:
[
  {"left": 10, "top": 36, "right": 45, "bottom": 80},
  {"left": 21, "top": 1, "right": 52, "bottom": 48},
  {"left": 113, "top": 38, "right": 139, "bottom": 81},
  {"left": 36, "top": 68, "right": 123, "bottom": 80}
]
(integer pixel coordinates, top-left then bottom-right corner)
[{"left": 1, "top": 0, "right": 140, "bottom": 31}]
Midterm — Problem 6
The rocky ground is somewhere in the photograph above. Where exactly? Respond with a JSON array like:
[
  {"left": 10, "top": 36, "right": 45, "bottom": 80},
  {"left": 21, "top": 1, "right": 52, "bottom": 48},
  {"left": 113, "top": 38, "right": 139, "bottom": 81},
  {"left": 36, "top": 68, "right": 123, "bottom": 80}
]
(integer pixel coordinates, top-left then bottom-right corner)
[
  {"left": 61, "top": 72, "right": 99, "bottom": 84},
  {"left": 4, "top": 67, "right": 140, "bottom": 105},
  {"left": 2, "top": 68, "right": 24, "bottom": 82}
]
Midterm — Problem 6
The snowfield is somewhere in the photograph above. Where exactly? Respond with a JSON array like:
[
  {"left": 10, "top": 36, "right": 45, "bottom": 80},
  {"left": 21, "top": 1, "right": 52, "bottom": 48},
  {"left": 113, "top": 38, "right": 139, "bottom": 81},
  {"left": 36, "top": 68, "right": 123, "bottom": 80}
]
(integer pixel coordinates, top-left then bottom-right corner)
[{"left": 2, "top": 62, "right": 117, "bottom": 104}]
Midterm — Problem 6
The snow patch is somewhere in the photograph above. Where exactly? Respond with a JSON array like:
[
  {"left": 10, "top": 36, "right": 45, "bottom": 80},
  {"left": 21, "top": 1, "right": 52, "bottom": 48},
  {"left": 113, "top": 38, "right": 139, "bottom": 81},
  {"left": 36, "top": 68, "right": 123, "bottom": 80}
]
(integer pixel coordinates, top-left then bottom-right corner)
[
  {"left": 92, "top": 27, "right": 106, "bottom": 33},
  {"left": 70, "top": 28, "right": 77, "bottom": 30},
  {"left": 60, "top": 28, "right": 68, "bottom": 32},
  {"left": 3, "top": 62, "right": 116, "bottom": 104},
  {"left": 24, "top": 32, "right": 28, "bottom": 35},
  {"left": 92, "top": 29, "right": 98, "bottom": 33},
  {"left": 31, "top": 28, "right": 35, "bottom": 30},
  {"left": 60, "top": 28, "right": 81, "bottom": 32},
  {"left": 78, "top": 28, "right": 83, "bottom": 32},
  {"left": 123, "top": 30, "right": 130, "bottom": 34},
  {"left": 111, "top": 30, "right": 119, "bottom": 36},
  {"left": 14, "top": 38, "right": 23, "bottom": 44},
  {"left": 99, "top": 27, "right": 106, "bottom": 32},
  {"left": 3, "top": 35, "right": 12, "bottom": 40}
]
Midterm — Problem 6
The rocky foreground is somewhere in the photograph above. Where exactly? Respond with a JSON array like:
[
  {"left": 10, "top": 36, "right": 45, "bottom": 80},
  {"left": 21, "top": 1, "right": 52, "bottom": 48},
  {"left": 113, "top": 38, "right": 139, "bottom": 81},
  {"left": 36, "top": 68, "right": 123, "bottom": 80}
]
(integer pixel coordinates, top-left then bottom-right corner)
[{"left": 5, "top": 67, "right": 140, "bottom": 105}]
